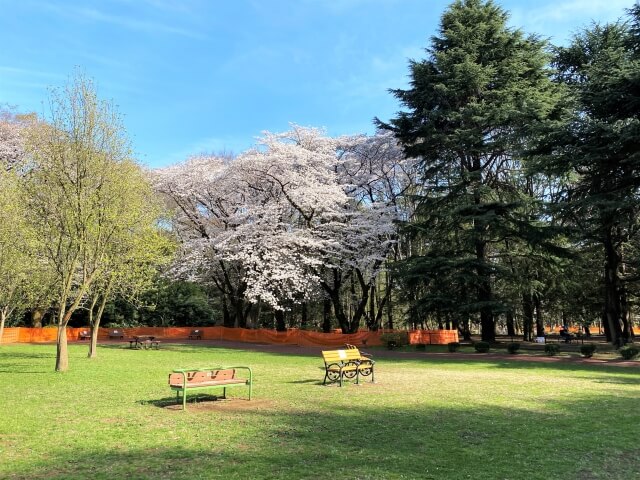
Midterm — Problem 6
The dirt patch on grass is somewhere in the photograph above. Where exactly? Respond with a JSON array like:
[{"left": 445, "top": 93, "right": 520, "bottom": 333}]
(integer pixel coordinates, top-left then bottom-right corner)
[
  {"left": 164, "top": 398, "right": 276, "bottom": 412},
  {"left": 576, "top": 448, "right": 640, "bottom": 479}
]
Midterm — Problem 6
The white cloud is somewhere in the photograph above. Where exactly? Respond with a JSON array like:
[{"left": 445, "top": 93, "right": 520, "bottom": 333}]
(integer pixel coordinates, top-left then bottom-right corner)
[
  {"left": 0, "top": 66, "right": 65, "bottom": 80},
  {"left": 508, "top": 0, "right": 633, "bottom": 43},
  {"left": 527, "top": 0, "right": 631, "bottom": 23},
  {"left": 30, "top": 1, "right": 206, "bottom": 40}
]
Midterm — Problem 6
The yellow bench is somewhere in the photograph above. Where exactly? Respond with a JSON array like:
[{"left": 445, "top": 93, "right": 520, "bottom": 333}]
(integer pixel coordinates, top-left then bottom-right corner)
[{"left": 321, "top": 348, "right": 375, "bottom": 387}]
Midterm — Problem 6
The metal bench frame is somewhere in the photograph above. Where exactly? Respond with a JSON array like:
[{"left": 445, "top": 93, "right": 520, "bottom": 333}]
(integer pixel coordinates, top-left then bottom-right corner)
[{"left": 321, "top": 349, "right": 375, "bottom": 387}]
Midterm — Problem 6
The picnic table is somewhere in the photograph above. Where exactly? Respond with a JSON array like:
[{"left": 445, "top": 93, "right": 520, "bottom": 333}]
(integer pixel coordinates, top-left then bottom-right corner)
[{"left": 129, "top": 335, "right": 160, "bottom": 349}]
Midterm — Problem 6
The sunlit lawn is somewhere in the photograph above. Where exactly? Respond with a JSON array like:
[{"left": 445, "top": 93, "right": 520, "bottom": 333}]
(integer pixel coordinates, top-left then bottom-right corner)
[{"left": 0, "top": 343, "right": 638, "bottom": 479}]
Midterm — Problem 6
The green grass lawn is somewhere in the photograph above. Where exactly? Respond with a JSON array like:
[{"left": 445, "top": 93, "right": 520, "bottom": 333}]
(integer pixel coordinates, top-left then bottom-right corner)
[{"left": 0, "top": 343, "right": 638, "bottom": 480}]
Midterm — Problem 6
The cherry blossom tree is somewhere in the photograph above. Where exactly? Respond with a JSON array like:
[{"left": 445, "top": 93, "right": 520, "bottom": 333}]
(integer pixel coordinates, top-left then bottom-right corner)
[
  {"left": 156, "top": 126, "right": 403, "bottom": 333},
  {"left": 335, "top": 131, "right": 419, "bottom": 329},
  {"left": 153, "top": 155, "right": 254, "bottom": 327},
  {"left": 0, "top": 108, "right": 38, "bottom": 171}
]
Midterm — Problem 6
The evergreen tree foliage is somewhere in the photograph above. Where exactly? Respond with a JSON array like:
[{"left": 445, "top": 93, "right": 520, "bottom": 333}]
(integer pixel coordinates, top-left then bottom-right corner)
[
  {"left": 530, "top": 7, "right": 640, "bottom": 345},
  {"left": 378, "top": 0, "right": 562, "bottom": 341}
]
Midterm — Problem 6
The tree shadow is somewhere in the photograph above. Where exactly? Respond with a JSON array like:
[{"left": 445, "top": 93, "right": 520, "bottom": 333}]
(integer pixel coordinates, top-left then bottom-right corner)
[
  {"left": 0, "top": 351, "right": 53, "bottom": 359},
  {"left": 3, "top": 393, "right": 639, "bottom": 479}
]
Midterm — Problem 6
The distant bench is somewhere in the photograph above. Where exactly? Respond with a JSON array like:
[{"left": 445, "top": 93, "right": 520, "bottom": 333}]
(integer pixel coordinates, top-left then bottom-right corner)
[
  {"left": 78, "top": 330, "right": 91, "bottom": 340},
  {"left": 168, "top": 366, "right": 253, "bottom": 410},
  {"left": 108, "top": 329, "right": 125, "bottom": 339},
  {"left": 188, "top": 330, "right": 203, "bottom": 340},
  {"left": 321, "top": 348, "right": 375, "bottom": 387}
]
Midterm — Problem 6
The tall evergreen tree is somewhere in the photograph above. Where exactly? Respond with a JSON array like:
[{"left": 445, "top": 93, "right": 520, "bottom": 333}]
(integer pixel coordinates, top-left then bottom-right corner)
[
  {"left": 531, "top": 8, "right": 640, "bottom": 346},
  {"left": 378, "top": 0, "right": 561, "bottom": 341}
]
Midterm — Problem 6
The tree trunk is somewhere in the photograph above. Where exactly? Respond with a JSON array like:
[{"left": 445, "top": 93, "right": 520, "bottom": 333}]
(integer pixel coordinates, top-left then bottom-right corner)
[
  {"left": 0, "top": 309, "right": 7, "bottom": 344},
  {"left": 602, "top": 310, "right": 611, "bottom": 342},
  {"left": 346, "top": 269, "right": 371, "bottom": 333},
  {"left": 476, "top": 240, "right": 495, "bottom": 342},
  {"left": 274, "top": 310, "right": 286, "bottom": 332},
  {"left": 619, "top": 260, "right": 632, "bottom": 344},
  {"left": 506, "top": 310, "right": 515, "bottom": 337},
  {"left": 329, "top": 289, "right": 350, "bottom": 333},
  {"left": 460, "top": 317, "right": 472, "bottom": 341},
  {"left": 322, "top": 297, "right": 332, "bottom": 333},
  {"left": 55, "top": 322, "right": 69, "bottom": 372},
  {"left": 522, "top": 293, "right": 534, "bottom": 342},
  {"left": 31, "top": 308, "right": 44, "bottom": 328},
  {"left": 89, "top": 291, "right": 110, "bottom": 359},
  {"left": 367, "top": 284, "right": 376, "bottom": 330},
  {"left": 603, "top": 233, "right": 623, "bottom": 346},
  {"left": 386, "top": 281, "right": 394, "bottom": 330},
  {"left": 222, "top": 296, "right": 232, "bottom": 327},
  {"left": 300, "top": 302, "right": 308, "bottom": 330},
  {"left": 533, "top": 293, "right": 545, "bottom": 337}
]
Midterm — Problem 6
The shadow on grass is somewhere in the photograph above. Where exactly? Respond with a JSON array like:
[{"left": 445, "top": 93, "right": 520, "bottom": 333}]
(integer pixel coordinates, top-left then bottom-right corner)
[
  {"left": 0, "top": 350, "right": 55, "bottom": 373},
  {"left": 4, "top": 392, "right": 640, "bottom": 480},
  {"left": 97, "top": 343, "right": 177, "bottom": 351},
  {"left": 0, "top": 350, "right": 53, "bottom": 359},
  {"left": 289, "top": 378, "right": 322, "bottom": 384},
  {"left": 382, "top": 353, "right": 640, "bottom": 374},
  {"left": 141, "top": 394, "right": 223, "bottom": 409}
]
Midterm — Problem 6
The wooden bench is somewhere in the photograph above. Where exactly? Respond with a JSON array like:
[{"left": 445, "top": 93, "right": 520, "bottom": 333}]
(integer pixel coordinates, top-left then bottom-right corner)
[
  {"left": 556, "top": 333, "right": 584, "bottom": 344},
  {"left": 168, "top": 366, "right": 252, "bottom": 410},
  {"left": 322, "top": 348, "right": 375, "bottom": 387},
  {"left": 188, "top": 329, "right": 203, "bottom": 340},
  {"left": 78, "top": 330, "right": 91, "bottom": 340},
  {"left": 108, "top": 329, "right": 125, "bottom": 339}
]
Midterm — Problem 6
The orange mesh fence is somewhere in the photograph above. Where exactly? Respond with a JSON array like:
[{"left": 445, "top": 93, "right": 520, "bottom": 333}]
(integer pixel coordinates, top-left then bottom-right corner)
[
  {"left": 408, "top": 330, "right": 459, "bottom": 345},
  {"left": 19, "top": 328, "right": 58, "bottom": 343},
  {"left": 1, "top": 327, "right": 458, "bottom": 346},
  {"left": 1, "top": 328, "right": 21, "bottom": 343}
]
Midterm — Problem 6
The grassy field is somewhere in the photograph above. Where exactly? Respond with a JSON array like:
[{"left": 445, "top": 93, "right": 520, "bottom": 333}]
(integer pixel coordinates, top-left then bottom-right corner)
[{"left": 0, "top": 343, "right": 638, "bottom": 480}]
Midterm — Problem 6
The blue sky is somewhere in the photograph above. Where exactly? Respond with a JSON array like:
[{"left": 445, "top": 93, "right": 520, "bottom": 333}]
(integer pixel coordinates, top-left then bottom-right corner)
[{"left": 0, "top": 0, "right": 635, "bottom": 167}]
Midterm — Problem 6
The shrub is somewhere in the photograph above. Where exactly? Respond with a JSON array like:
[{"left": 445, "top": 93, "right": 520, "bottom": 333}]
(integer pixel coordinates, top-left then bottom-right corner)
[
  {"left": 380, "top": 332, "right": 409, "bottom": 350},
  {"left": 447, "top": 342, "right": 460, "bottom": 352},
  {"left": 415, "top": 343, "right": 426, "bottom": 352},
  {"left": 580, "top": 343, "right": 597, "bottom": 358},
  {"left": 619, "top": 345, "right": 639, "bottom": 360},
  {"left": 545, "top": 344, "right": 559, "bottom": 356},
  {"left": 474, "top": 341, "right": 490, "bottom": 353},
  {"left": 507, "top": 342, "right": 520, "bottom": 354}
]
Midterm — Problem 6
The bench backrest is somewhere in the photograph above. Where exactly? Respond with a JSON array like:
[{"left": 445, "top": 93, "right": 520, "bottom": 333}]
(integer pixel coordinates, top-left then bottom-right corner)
[
  {"left": 190, "top": 330, "right": 201, "bottom": 334},
  {"left": 169, "top": 368, "right": 235, "bottom": 387},
  {"left": 322, "top": 349, "right": 362, "bottom": 364}
]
